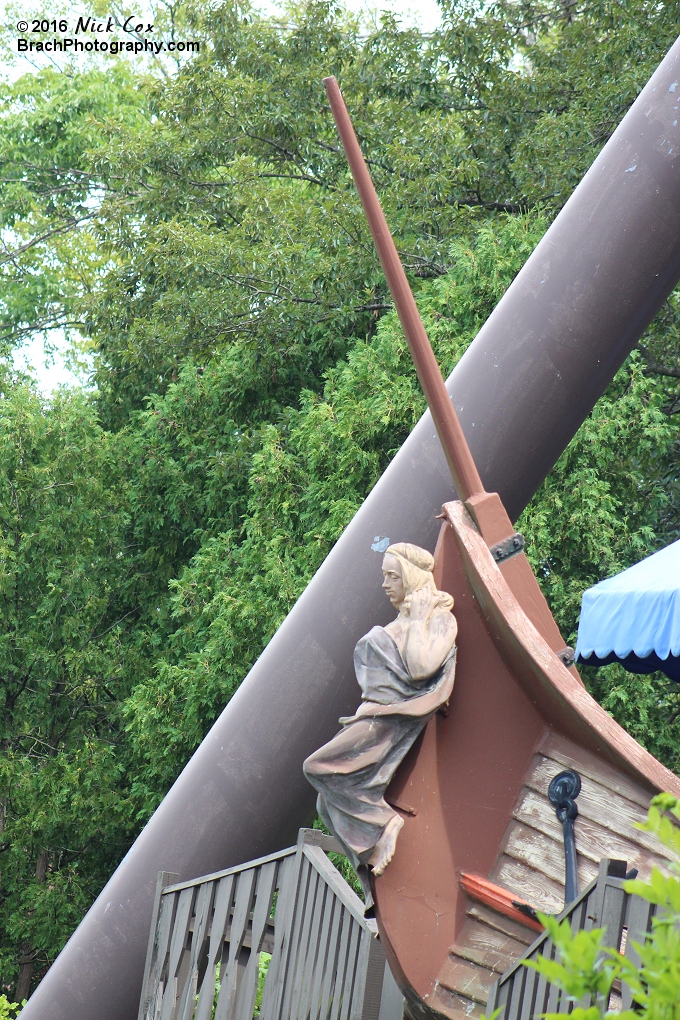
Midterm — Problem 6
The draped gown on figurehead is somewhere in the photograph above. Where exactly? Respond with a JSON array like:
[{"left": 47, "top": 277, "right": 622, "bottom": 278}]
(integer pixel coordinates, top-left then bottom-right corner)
[{"left": 303, "top": 543, "right": 457, "bottom": 908}]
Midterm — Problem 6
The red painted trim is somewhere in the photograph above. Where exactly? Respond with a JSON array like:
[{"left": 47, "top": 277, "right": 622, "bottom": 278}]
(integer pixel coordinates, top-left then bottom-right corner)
[{"left": 460, "top": 872, "right": 545, "bottom": 933}]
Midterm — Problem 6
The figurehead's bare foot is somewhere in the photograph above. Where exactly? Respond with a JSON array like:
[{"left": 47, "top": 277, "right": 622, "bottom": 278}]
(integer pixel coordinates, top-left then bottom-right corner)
[{"left": 369, "top": 814, "right": 404, "bottom": 876}]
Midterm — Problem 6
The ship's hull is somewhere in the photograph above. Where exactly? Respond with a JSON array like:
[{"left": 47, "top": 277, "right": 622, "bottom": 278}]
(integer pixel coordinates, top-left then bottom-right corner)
[{"left": 374, "top": 500, "right": 680, "bottom": 1018}]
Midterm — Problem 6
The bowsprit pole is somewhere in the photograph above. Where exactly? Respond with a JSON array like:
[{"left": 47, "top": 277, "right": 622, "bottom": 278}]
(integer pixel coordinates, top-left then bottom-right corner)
[
  {"left": 323, "top": 75, "right": 572, "bottom": 662},
  {"left": 322, "top": 75, "right": 485, "bottom": 503}
]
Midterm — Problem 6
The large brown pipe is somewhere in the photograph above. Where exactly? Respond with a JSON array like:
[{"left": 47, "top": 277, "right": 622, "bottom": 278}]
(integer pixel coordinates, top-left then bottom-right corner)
[{"left": 21, "top": 36, "right": 680, "bottom": 1020}]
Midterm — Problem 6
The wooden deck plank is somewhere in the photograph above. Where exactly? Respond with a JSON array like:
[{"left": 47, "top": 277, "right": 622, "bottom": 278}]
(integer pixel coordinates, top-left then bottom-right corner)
[
  {"left": 465, "top": 904, "right": 536, "bottom": 946},
  {"left": 622, "top": 894, "right": 654, "bottom": 1010},
  {"left": 234, "top": 862, "right": 278, "bottom": 1020},
  {"left": 529, "top": 939, "right": 554, "bottom": 1018},
  {"left": 437, "top": 954, "right": 496, "bottom": 1005},
  {"left": 278, "top": 855, "right": 313, "bottom": 1020},
  {"left": 287, "top": 859, "right": 320, "bottom": 1020},
  {"left": 303, "top": 844, "right": 367, "bottom": 923},
  {"left": 513, "top": 787, "right": 661, "bottom": 877},
  {"left": 141, "top": 889, "right": 177, "bottom": 1020},
  {"left": 544, "top": 953, "right": 562, "bottom": 1014},
  {"left": 354, "top": 935, "right": 384, "bottom": 1020},
  {"left": 600, "top": 882, "right": 627, "bottom": 950},
  {"left": 584, "top": 859, "right": 611, "bottom": 932},
  {"left": 162, "top": 846, "right": 296, "bottom": 894},
  {"left": 177, "top": 880, "right": 215, "bottom": 1020},
  {"left": 160, "top": 886, "right": 195, "bottom": 1020},
  {"left": 328, "top": 908, "right": 353, "bottom": 1020},
  {"left": 347, "top": 925, "right": 372, "bottom": 1020},
  {"left": 259, "top": 857, "right": 295, "bottom": 1020},
  {"left": 296, "top": 870, "right": 328, "bottom": 1020},
  {"left": 309, "top": 882, "right": 335, "bottom": 1020},
  {"left": 432, "top": 984, "right": 485, "bottom": 1020},
  {"left": 491, "top": 856, "right": 564, "bottom": 914},
  {"left": 538, "top": 731, "right": 654, "bottom": 809},
  {"left": 317, "top": 894, "right": 343, "bottom": 1019},
  {"left": 451, "top": 919, "right": 528, "bottom": 975},
  {"left": 518, "top": 964, "right": 538, "bottom": 1020},
  {"left": 138, "top": 872, "right": 179, "bottom": 1020},
  {"left": 491, "top": 978, "right": 510, "bottom": 1019},
  {"left": 503, "top": 819, "right": 598, "bottom": 887},
  {"left": 527, "top": 758, "right": 671, "bottom": 859},
  {"left": 339, "top": 918, "right": 361, "bottom": 1020},
  {"left": 506, "top": 965, "right": 525, "bottom": 1020}
]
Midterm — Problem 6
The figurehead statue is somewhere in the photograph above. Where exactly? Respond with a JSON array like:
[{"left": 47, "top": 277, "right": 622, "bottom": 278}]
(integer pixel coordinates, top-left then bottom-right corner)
[{"left": 303, "top": 543, "right": 457, "bottom": 911}]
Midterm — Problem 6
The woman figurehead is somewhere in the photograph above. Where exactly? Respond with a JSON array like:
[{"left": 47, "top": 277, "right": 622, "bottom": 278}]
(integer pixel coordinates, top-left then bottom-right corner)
[
  {"left": 304, "top": 540, "right": 458, "bottom": 894},
  {"left": 382, "top": 542, "right": 454, "bottom": 615}
]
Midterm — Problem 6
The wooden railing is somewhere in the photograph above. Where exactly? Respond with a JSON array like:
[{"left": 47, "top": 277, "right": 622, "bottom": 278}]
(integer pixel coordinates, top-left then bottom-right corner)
[
  {"left": 137, "top": 828, "right": 402, "bottom": 1020},
  {"left": 486, "top": 858, "right": 657, "bottom": 1017}
]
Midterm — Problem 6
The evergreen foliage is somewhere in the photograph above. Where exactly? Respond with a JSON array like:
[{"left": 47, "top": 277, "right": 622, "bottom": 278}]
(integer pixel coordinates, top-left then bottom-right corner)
[{"left": 1, "top": 0, "right": 680, "bottom": 998}]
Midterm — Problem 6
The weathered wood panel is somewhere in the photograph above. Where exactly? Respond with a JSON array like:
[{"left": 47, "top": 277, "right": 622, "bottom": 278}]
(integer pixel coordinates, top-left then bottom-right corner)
[
  {"left": 432, "top": 734, "right": 671, "bottom": 1020},
  {"left": 430, "top": 903, "right": 539, "bottom": 1020},
  {"left": 465, "top": 905, "right": 535, "bottom": 947},
  {"left": 450, "top": 919, "right": 529, "bottom": 975},
  {"left": 436, "top": 955, "right": 496, "bottom": 1005},
  {"left": 486, "top": 861, "right": 658, "bottom": 1018},
  {"left": 503, "top": 819, "right": 598, "bottom": 888},
  {"left": 431, "top": 983, "right": 485, "bottom": 1020},
  {"left": 539, "top": 731, "right": 654, "bottom": 809},
  {"left": 526, "top": 756, "right": 670, "bottom": 859},
  {"left": 513, "top": 787, "right": 660, "bottom": 876},
  {"left": 491, "top": 856, "right": 564, "bottom": 914}
]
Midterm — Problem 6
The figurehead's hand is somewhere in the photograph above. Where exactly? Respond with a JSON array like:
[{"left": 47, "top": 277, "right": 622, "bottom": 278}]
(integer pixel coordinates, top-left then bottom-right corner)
[{"left": 407, "top": 587, "right": 435, "bottom": 622}]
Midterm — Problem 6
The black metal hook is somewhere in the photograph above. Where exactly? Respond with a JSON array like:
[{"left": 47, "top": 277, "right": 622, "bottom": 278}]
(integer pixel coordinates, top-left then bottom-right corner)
[{"left": 548, "top": 769, "right": 581, "bottom": 905}]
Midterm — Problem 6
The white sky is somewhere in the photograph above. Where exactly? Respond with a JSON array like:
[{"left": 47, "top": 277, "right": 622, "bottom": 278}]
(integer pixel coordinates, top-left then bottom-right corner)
[
  {"left": 12, "top": 333, "right": 87, "bottom": 392},
  {"left": 7, "top": 0, "right": 443, "bottom": 394}
]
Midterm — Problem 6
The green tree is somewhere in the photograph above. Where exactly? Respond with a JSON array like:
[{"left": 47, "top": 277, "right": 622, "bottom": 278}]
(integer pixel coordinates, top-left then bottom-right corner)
[
  {"left": 0, "top": 376, "right": 150, "bottom": 996},
  {"left": 3, "top": 0, "right": 680, "bottom": 422}
]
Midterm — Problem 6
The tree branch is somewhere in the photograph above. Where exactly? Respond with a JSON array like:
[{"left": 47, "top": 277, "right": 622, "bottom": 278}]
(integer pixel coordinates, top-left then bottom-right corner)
[
  {"left": 0, "top": 215, "right": 94, "bottom": 267},
  {"left": 635, "top": 342, "right": 680, "bottom": 380}
]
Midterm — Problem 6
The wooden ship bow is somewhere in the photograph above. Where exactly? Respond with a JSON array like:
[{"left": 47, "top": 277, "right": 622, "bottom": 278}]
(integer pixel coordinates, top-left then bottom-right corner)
[{"left": 323, "top": 77, "right": 680, "bottom": 1019}]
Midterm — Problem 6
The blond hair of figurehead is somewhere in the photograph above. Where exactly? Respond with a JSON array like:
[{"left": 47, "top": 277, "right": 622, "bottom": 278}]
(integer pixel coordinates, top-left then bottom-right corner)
[{"left": 385, "top": 542, "right": 454, "bottom": 613}]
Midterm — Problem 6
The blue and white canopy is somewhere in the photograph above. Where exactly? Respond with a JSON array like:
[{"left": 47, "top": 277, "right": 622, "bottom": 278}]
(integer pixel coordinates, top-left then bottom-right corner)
[{"left": 575, "top": 539, "right": 680, "bottom": 682}]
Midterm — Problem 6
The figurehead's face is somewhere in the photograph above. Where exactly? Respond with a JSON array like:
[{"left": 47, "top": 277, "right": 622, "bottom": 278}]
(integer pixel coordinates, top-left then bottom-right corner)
[{"left": 382, "top": 553, "right": 406, "bottom": 608}]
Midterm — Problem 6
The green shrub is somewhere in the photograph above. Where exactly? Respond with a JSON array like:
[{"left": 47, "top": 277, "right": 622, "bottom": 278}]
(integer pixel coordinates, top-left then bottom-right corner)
[
  {"left": 0, "top": 996, "right": 22, "bottom": 1020},
  {"left": 526, "top": 794, "right": 680, "bottom": 1019}
]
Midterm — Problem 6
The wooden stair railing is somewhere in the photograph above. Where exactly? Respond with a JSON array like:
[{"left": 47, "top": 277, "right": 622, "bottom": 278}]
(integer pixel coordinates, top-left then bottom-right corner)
[
  {"left": 485, "top": 858, "right": 657, "bottom": 1018},
  {"left": 137, "top": 828, "right": 403, "bottom": 1020}
]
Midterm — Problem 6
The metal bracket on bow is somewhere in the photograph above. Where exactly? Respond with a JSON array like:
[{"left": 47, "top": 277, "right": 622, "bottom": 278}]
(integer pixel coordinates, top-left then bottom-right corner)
[
  {"left": 548, "top": 769, "right": 582, "bottom": 905},
  {"left": 489, "top": 532, "right": 525, "bottom": 563},
  {"left": 556, "top": 646, "right": 576, "bottom": 668}
]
